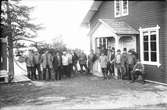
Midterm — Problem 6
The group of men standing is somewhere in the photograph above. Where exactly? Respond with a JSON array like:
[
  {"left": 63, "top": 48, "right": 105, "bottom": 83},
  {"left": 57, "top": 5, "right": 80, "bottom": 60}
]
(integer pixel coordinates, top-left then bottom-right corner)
[
  {"left": 89, "top": 47, "right": 145, "bottom": 84},
  {"left": 24, "top": 49, "right": 89, "bottom": 81},
  {"left": 24, "top": 47, "right": 145, "bottom": 83}
]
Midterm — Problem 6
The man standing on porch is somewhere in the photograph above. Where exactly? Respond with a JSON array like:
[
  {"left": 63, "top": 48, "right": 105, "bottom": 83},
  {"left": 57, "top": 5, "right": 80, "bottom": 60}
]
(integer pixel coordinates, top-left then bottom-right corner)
[
  {"left": 121, "top": 48, "right": 128, "bottom": 80},
  {"left": 127, "top": 50, "right": 137, "bottom": 80}
]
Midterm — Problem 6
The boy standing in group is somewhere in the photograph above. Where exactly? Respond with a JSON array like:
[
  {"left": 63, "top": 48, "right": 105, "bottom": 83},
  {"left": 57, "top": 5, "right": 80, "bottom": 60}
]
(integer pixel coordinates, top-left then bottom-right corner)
[{"left": 99, "top": 51, "right": 108, "bottom": 80}]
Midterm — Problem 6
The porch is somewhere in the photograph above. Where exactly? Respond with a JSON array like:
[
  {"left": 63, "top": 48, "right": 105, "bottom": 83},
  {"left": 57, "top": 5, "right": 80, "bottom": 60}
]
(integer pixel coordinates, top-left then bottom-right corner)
[{"left": 90, "top": 19, "right": 139, "bottom": 53}]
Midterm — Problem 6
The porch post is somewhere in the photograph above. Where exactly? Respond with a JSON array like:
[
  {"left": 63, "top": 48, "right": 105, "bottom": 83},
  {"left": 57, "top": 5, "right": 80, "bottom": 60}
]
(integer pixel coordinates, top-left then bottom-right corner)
[
  {"left": 115, "top": 36, "right": 120, "bottom": 51},
  {"left": 114, "top": 36, "right": 120, "bottom": 79},
  {"left": 106, "top": 38, "right": 107, "bottom": 49}
]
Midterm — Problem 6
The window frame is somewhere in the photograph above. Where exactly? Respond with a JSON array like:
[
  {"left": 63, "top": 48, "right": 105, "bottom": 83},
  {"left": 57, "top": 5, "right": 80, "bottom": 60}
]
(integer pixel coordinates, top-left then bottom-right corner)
[
  {"left": 139, "top": 25, "right": 160, "bottom": 67},
  {"left": 114, "top": 0, "right": 129, "bottom": 18}
]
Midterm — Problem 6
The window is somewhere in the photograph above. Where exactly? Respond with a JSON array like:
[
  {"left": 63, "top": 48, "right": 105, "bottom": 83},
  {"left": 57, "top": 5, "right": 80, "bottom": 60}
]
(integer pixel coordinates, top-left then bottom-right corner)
[
  {"left": 96, "top": 38, "right": 108, "bottom": 50},
  {"left": 139, "top": 25, "right": 160, "bottom": 67},
  {"left": 114, "top": 0, "right": 128, "bottom": 17}
]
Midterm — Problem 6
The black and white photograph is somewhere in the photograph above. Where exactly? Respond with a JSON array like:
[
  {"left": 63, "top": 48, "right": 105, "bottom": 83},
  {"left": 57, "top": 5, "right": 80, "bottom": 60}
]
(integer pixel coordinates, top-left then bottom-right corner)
[{"left": 0, "top": 0, "right": 167, "bottom": 109}]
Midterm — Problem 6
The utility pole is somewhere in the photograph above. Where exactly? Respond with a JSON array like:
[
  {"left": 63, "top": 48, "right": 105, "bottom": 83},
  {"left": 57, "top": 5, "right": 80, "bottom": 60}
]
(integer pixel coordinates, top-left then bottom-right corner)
[{"left": 6, "top": 0, "right": 14, "bottom": 82}]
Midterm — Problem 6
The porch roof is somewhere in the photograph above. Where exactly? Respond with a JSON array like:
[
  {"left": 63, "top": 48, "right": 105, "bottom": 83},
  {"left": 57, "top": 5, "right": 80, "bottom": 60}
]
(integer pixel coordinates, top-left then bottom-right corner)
[{"left": 100, "top": 19, "right": 139, "bottom": 35}]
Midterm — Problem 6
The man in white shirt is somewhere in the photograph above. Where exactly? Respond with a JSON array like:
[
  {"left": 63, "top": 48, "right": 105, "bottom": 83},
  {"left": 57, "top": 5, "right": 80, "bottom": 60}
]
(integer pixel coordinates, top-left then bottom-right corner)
[
  {"left": 67, "top": 50, "right": 73, "bottom": 77},
  {"left": 62, "top": 51, "right": 69, "bottom": 78}
]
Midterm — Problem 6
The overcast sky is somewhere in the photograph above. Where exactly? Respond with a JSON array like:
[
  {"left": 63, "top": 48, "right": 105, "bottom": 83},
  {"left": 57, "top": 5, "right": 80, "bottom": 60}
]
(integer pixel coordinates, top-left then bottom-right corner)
[{"left": 21, "top": 0, "right": 93, "bottom": 53}]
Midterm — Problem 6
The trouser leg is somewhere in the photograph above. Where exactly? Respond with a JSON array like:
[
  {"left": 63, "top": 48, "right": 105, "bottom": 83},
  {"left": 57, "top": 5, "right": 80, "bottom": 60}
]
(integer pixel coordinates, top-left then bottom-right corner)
[
  {"left": 36, "top": 64, "right": 42, "bottom": 80},
  {"left": 58, "top": 67, "right": 62, "bottom": 80},
  {"left": 55, "top": 69, "right": 58, "bottom": 80},
  {"left": 80, "top": 64, "right": 83, "bottom": 72},
  {"left": 131, "top": 71, "right": 135, "bottom": 82},
  {"left": 63, "top": 66, "right": 67, "bottom": 77},
  {"left": 33, "top": 66, "right": 37, "bottom": 80},
  {"left": 84, "top": 64, "right": 88, "bottom": 71},
  {"left": 102, "top": 68, "right": 105, "bottom": 79},
  {"left": 30, "top": 67, "right": 34, "bottom": 80},
  {"left": 127, "top": 64, "right": 133, "bottom": 80},
  {"left": 104, "top": 68, "right": 108, "bottom": 79},
  {"left": 74, "top": 63, "right": 77, "bottom": 72},
  {"left": 66, "top": 66, "right": 69, "bottom": 77},
  {"left": 48, "top": 67, "right": 51, "bottom": 80},
  {"left": 27, "top": 67, "right": 31, "bottom": 79},
  {"left": 68, "top": 64, "right": 72, "bottom": 77},
  {"left": 43, "top": 68, "right": 46, "bottom": 80},
  {"left": 102, "top": 68, "right": 107, "bottom": 79},
  {"left": 54, "top": 69, "right": 57, "bottom": 80}
]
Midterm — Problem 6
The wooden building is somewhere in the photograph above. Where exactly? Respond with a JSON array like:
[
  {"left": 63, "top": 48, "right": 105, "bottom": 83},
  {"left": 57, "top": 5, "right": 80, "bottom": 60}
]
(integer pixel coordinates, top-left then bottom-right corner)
[{"left": 81, "top": 1, "right": 167, "bottom": 83}]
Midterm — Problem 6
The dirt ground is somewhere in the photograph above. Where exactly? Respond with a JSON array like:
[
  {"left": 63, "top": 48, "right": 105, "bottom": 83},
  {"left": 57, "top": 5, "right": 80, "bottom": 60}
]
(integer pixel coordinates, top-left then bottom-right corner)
[{"left": 0, "top": 73, "right": 167, "bottom": 109}]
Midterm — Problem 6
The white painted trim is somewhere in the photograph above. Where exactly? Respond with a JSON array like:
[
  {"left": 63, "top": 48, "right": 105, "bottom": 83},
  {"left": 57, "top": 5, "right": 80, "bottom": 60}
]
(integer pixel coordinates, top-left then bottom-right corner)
[
  {"left": 139, "top": 25, "right": 160, "bottom": 67},
  {"left": 99, "top": 19, "right": 117, "bottom": 36},
  {"left": 145, "top": 80, "right": 167, "bottom": 86},
  {"left": 141, "top": 61, "right": 161, "bottom": 67},
  {"left": 122, "top": 0, "right": 129, "bottom": 16}
]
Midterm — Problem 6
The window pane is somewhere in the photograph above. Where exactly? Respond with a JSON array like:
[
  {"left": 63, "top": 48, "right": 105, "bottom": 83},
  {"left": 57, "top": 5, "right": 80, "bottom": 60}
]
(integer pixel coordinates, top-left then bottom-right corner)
[
  {"left": 144, "top": 42, "right": 149, "bottom": 51},
  {"left": 116, "top": 0, "right": 121, "bottom": 16},
  {"left": 143, "top": 35, "right": 148, "bottom": 41},
  {"left": 99, "top": 38, "right": 102, "bottom": 48},
  {"left": 96, "top": 38, "right": 99, "bottom": 48},
  {"left": 151, "top": 34, "right": 156, "bottom": 41},
  {"left": 151, "top": 41, "right": 156, "bottom": 51},
  {"left": 151, "top": 52, "right": 157, "bottom": 62},
  {"left": 103, "top": 38, "right": 106, "bottom": 49},
  {"left": 144, "top": 52, "right": 149, "bottom": 61},
  {"left": 123, "top": 0, "right": 128, "bottom": 14}
]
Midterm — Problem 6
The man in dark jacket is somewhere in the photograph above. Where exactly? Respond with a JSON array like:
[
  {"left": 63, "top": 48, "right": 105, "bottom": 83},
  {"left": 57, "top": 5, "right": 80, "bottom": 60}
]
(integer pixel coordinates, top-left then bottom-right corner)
[
  {"left": 107, "top": 49, "right": 115, "bottom": 79},
  {"left": 72, "top": 51, "right": 79, "bottom": 74},
  {"left": 53, "top": 51, "right": 62, "bottom": 80},
  {"left": 79, "top": 51, "right": 88, "bottom": 73},
  {"left": 127, "top": 50, "right": 137, "bottom": 80},
  {"left": 121, "top": 48, "right": 128, "bottom": 79}
]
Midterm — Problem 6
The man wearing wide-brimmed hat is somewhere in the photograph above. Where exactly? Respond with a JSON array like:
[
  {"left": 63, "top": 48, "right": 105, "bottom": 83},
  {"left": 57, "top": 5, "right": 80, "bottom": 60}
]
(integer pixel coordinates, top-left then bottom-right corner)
[
  {"left": 115, "top": 49, "right": 122, "bottom": 79},
  {"left": 127, "top": 49, "right": 137, "bottom": 80}
]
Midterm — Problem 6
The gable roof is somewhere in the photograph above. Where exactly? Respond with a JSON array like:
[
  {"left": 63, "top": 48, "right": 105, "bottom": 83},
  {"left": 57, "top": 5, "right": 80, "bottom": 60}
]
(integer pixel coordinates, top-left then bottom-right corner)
[
  {"left": 81, "top": 1, "right": 103, "bottom": 27},
  {"left": 99, "top": 19, "right": 139, "bottom": 35}
]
